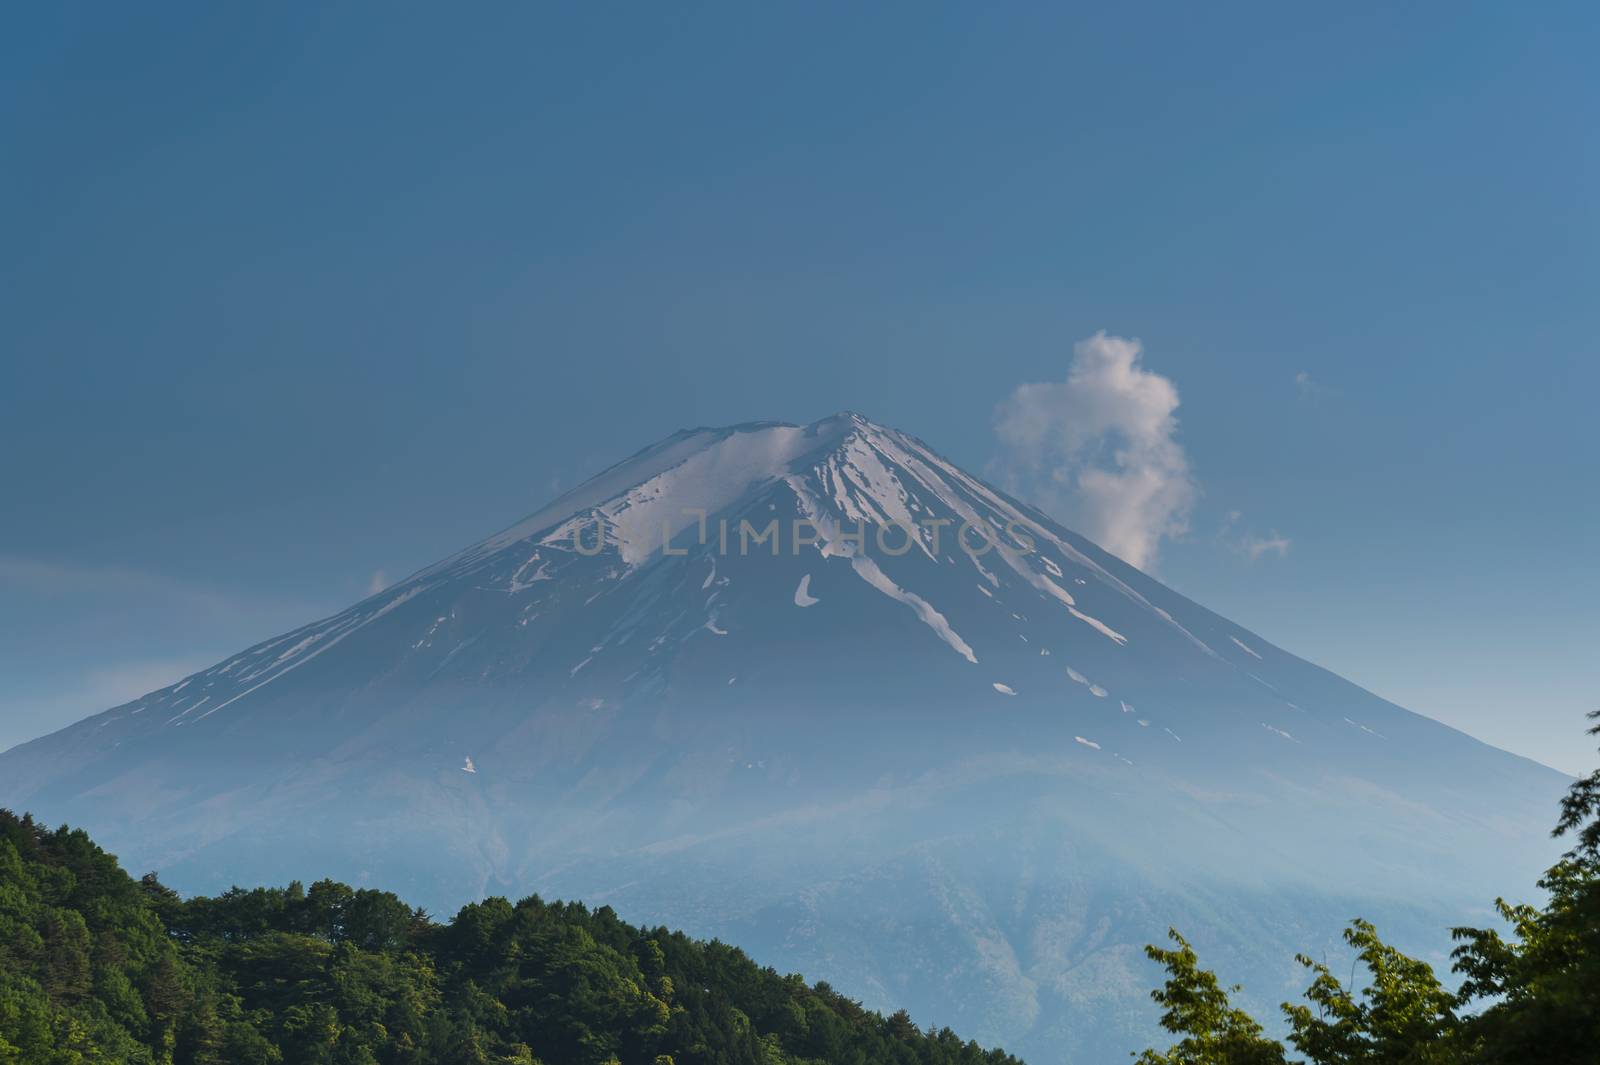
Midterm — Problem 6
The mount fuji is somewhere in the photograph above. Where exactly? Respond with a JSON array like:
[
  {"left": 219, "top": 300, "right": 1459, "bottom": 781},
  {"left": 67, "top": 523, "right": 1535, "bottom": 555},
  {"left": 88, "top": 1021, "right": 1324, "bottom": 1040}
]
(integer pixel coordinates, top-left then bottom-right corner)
[{"left": 0, "top": 412, "right": 1567, "bottom": 1062}]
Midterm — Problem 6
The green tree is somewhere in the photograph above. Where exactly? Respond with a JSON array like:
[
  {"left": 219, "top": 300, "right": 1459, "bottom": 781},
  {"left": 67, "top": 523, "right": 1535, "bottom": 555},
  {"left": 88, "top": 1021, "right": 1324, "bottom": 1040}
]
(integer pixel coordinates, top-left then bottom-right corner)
[
  {"left": 1136, "top": 930, "right": 1288, "bottom": 1065},
  {"left": 1446, "top": 709, "right": 1600, "bottom": 1064},
  {"left": 1138, "top": 710, "right": 1600, "bottom": 1065},
  {"left": 1282, "top": 920, "right": 1460, "bottom": 1064},
  {"left": 0, "top": 807, "right": 1024, "bottom": 1065}
]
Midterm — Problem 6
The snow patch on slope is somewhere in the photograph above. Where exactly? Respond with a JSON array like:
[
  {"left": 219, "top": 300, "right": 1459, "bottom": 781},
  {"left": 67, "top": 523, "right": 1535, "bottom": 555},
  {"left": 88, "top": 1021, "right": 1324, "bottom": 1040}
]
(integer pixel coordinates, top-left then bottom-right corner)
[{"left": 788, "top": 476, "right": 978, "bottom": 665}]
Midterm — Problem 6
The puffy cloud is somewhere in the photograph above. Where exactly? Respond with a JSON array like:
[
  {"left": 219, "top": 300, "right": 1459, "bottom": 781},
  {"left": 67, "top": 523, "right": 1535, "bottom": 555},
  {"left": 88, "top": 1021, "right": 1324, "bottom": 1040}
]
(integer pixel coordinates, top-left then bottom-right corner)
[{"left": 994, "top": 332, "right": 1197, "bottom": 571}]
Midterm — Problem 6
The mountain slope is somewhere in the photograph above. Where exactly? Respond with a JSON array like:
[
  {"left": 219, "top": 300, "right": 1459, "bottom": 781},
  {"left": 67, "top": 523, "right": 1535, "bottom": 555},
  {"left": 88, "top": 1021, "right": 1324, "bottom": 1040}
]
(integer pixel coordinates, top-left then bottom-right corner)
[{"left": 0, "top": 412, "right": 1567, "bottom": 1063}]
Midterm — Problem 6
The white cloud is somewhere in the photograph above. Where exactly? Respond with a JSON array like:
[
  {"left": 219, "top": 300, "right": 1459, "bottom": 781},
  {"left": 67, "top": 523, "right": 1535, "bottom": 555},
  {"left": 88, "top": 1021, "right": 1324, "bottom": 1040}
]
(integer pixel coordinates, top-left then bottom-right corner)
[
  {"left": 1294, "top": 370, "right": 1336, "bottom": 400},
  {"left": 1217, "top": 513, "right": 1292, "bottom": 561},
  {"left": 1242, "top": 533, "right": 1292, "bottom": 560},
  {"left": 367, "top": 569, "right": 390, "bottom": 596},
  {"left": 994, "top": 332, "right": 1197, "bottom": 571}
]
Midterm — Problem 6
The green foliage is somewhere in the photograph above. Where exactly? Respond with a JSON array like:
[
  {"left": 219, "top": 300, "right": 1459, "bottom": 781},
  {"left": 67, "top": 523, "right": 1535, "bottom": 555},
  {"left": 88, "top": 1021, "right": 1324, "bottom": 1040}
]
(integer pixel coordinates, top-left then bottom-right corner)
[
  {"left": 1135, "top": 931, "right": 1287, "bottom": 1065},
  {"left": 1282, "top": 920, "right": 1460, "bottom": 1064},
  {"left": 0, "top": 809, "right": 1023, "bottom": 1065},
  {"left": 1138, "top": 709, "right": 1600, "bottom": 1065},
  {"left": 1445, "top": 710, "right": 1600, "bottom": 1065}
]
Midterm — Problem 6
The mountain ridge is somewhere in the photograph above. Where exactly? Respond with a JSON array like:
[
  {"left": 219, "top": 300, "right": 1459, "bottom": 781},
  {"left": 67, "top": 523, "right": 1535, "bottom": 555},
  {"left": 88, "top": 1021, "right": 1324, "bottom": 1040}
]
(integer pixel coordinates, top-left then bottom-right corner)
[{"left": 0, "top": 411, "right": 1568, "bottom": 1063}]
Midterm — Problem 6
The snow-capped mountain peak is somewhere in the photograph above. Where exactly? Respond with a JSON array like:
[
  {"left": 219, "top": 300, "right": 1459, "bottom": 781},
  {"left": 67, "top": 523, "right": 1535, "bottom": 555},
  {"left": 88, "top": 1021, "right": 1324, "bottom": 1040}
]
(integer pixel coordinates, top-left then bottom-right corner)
[{"left": 0, "top": 412, "right": 1567, "bottom": 1065}]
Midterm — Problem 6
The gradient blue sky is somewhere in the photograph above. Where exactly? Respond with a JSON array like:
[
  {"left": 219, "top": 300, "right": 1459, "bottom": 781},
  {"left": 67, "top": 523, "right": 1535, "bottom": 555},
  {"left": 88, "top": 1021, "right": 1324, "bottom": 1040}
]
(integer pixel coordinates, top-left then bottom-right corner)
[{"left": 3, "top": 2, "right": 1596, "bottom": 772}]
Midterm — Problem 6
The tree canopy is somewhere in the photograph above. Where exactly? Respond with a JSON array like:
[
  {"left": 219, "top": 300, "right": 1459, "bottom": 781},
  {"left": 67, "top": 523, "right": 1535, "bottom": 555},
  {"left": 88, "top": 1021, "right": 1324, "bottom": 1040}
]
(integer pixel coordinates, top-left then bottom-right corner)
[{"left": 0, "top": 810, "right": 1023, "bottom": 1065}]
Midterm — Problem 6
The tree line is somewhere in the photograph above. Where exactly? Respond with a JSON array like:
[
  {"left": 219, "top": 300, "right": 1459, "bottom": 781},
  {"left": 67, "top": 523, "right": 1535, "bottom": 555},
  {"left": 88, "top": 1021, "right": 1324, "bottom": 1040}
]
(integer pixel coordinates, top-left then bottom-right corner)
[{"left": 0, "top": 810, "right": 1022, "bottom": 1065}]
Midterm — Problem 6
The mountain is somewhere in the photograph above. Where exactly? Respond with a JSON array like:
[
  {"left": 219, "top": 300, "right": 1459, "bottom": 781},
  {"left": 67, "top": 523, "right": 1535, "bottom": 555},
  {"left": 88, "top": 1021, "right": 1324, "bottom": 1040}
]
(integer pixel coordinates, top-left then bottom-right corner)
[{"left": 0, "top": 412, "right": 1568, "bottom": 1063}]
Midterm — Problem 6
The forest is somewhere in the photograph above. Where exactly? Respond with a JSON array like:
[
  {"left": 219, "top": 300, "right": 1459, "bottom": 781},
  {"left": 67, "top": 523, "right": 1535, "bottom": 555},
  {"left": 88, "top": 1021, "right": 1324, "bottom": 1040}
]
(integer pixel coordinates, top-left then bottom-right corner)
[{"left": 0, "top": 810, "right": 1022, "bottom": 1065}]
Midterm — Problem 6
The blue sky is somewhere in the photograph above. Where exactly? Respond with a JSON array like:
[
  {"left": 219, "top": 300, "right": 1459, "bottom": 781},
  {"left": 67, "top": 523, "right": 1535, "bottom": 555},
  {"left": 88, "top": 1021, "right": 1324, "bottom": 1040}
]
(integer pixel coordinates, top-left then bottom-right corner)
[{"left": 2, "top": 2, "right": 1596, "bottom": 772}]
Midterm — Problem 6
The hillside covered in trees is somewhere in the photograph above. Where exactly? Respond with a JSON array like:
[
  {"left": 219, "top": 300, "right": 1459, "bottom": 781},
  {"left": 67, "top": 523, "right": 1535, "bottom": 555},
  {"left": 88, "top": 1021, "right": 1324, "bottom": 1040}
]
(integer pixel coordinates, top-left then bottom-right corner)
[{"left": 0, "top": 810, "right": 1024, "bottom": 1065}]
